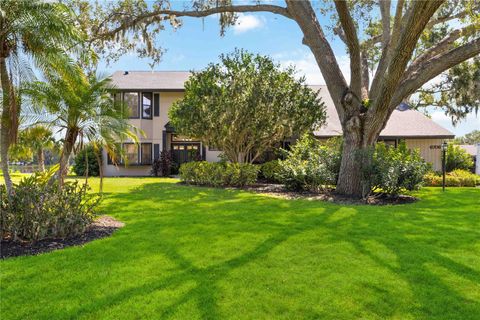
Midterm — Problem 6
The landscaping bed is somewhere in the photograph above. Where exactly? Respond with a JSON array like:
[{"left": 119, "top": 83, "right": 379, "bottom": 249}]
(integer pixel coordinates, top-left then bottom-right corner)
[
  {"left": 238, "top": 182, "right": 418, "bottom": 205},
  {"left": 1, "top": 216, "right": 124, "bottom": 259}
]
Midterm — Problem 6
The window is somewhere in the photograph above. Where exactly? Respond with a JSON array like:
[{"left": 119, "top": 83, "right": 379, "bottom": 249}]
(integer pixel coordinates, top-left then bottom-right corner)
[
  {"left": 153, "top": 93, "right": 160, "bottom": 117},
  {"left": 123, "top": 143, "right": 138, "bottom": 164},
  {"left": 141, "top": 143, "right": 152, "bottom": 165},
  {"left": 142, "top": 92, "right": 152, "bottom": 119},
  {"left": 123, "top": 92, "right": 139, "bottom": 118}
]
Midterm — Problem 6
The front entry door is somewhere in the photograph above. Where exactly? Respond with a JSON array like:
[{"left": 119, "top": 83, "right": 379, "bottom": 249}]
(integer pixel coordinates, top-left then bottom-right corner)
[{"left": 171, "top": 142, "right": 201, "bottom": 165}]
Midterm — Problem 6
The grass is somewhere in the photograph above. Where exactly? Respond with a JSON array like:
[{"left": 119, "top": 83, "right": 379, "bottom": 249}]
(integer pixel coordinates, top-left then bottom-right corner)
[{"left": 1, "top": 176, "right": 479, "bottom": 319}]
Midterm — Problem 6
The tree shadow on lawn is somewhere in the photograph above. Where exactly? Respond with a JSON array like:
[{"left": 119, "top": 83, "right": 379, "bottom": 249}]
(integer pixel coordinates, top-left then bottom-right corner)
[
  {"left": 2, "top": 182, "right": 479, "bottom": 319},
  {"left": 92, "top": 184, "right": 480, "bottom": 319}
]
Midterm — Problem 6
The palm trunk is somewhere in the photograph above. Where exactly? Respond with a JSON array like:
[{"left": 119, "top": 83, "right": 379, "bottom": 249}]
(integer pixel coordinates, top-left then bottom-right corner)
[
  {"left": 84, "top": 148, "right": 89, "bottom": 185},
  {"left": 0, "top": 56, "right": 14, "bottom": 194},
  {"left": 37, "top": 147, "right": 45, "bottom": 172},
  {"left": 58, "top": 128, "right": 77, "bottom": 187},
  {"left": 95, "top": 150, "right": 104, "bottom": 194}
]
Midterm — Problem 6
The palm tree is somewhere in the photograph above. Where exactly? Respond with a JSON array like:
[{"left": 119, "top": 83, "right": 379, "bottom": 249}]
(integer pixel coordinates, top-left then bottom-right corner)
[
  {"left": 21, "top": 125, "right": 55, "bottom": 172},
  {"left": 0, "top": 0, "right": 80, "bottom": 193},
  {"left": 26, "top": 70, "right": 140, "bottom": 187}
]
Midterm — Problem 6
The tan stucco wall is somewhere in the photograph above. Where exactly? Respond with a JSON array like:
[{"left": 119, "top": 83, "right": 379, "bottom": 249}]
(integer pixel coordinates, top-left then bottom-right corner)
[
  {"left": 103, "top": 91, "right": 221, "bottom": 176},
  {"left": 405, "top": 138, "right": 443, "bottom": 171}
]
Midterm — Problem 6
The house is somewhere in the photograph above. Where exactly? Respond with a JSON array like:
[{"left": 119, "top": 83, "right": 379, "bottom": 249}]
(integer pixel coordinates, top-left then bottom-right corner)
[
  {"left": 102, "top": 71, "right": 454, "bottom": 176},
  {"left": 458, "top": 144, "right": 479, "bottom": 174}
]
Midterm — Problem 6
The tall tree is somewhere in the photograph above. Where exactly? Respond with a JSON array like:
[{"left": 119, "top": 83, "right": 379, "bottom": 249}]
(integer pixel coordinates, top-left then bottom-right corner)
[
  {"left": 82, "top": 0, "right": 480, "bottom": 197},
  {"left": 169, "top": 50, "right": 325, "bottom": 163},
  {"left": 0, "top": 0, "right": 80, "bottom": 193},
  {"left": 25, "top": 70, "right": 140, "bottom": 186}
]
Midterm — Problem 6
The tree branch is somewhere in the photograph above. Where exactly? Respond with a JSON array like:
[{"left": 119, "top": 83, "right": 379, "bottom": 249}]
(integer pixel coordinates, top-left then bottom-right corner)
[
  {"left": 391, "top": 36, "right": 480, "bottom": 110},
  {"left": 96, "top": 4, "right": 292, "bottom": 40},
  {"left": 365, "top": 0, "right": 445, "bottom": 144},
  {"left": 334, "top": 0, "right": 362, "bottom": 98},
  {"left": 284, "top": 0, "right": 349, "bottom": 121},
  {"left": 408, "top": 24, "right": 478, "bottom": 74}
]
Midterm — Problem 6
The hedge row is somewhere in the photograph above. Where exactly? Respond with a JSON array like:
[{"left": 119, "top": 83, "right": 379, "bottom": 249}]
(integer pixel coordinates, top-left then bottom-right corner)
[
  {"left": 179, "top": 161, "right": 259, "bottom": 187},
  {"left": 424, "top": 169, "right": 480, "bottom": 187}
]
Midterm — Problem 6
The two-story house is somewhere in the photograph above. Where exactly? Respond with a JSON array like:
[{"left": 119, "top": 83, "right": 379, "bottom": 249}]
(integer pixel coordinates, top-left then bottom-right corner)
[{"left": 102, "top": 71, "right": 454, "bottom": 176}]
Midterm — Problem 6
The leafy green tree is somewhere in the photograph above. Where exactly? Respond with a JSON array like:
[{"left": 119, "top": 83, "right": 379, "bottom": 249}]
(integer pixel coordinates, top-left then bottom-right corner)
[
  {"left": 0, "top": 0, "right": 81, "bottom": 193},
  {"left": 73, "top": 145, "right": 101, "bottom": 177},
  {"left": 453, "top": 130, "right": 480, "bottom": 145},
  {"left": 446, "top": 144, "right": 474, "bottom": 172},
  {"left": 169, "top": 50, "right": 325, "bottom": 163},
  {"left": 25, "top": 70, "right": 140, "bottom": 187},
  {"left": 75, "top": 0, "right": 480, "bottom": 197}
]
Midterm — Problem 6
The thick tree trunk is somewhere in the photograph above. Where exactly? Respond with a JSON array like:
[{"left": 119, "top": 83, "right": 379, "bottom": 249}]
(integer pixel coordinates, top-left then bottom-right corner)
[
  {"left": 336, "top": 115, "right": 366, "bottom": 197},
  {"left": 37, "top": 148, "right": 45, "bottom": 172}
]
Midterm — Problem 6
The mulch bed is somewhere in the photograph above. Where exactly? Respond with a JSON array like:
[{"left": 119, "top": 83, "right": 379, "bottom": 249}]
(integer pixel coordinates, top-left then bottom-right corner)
[
  {"left": 1, "top": 216, "right": 124, "bottom": 259},
  {"left": 238, "top": 182, "right": 418, "bottom": 205}
]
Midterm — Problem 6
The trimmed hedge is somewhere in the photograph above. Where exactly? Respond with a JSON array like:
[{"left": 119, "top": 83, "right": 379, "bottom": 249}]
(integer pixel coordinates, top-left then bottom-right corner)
[
  {"left": 424, "top": 169, "right": 480, "bottom": 187},
  {"left": 179, "top": 161, "right": 259, "bottom": 187}
]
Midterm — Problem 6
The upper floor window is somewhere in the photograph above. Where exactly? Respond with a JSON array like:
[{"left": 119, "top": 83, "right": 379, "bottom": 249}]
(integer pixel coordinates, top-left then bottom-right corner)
[
  {"left": 142, "top": 92, "right": 152, "bottom": 119},
  {"left": 123, "top": 92, "right": 139, "bottom": 118}
]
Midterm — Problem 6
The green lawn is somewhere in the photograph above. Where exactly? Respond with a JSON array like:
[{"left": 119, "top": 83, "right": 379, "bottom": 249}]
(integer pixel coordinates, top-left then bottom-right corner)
[{"left": 1, "top": 177, "right": 479, "bottom": 319}]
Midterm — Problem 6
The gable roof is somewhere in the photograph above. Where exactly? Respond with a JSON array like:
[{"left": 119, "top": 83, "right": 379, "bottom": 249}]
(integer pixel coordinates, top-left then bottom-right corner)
[
  {"left": 310, "top": 85, "right": 454, "bottom": 139},
  {"left": 111, "top": 71, "right": 454, "bottom": 139},
  {"left": 111, "top": 71, "right": 190, "bottom": 90}
]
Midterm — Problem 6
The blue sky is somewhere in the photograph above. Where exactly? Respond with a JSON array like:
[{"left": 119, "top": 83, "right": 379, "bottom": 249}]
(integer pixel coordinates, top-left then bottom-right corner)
[{"left": 98, "top": 7, "right": 478, "bottom": 137}]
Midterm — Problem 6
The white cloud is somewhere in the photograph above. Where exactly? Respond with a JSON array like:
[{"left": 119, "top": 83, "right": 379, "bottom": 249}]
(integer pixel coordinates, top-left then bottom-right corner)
[
  {"left": 276, "top": 50, "right": 350, "bottom": 85},
  {"left": 233, "top": 14, "right": 265, "bottom": 34}
]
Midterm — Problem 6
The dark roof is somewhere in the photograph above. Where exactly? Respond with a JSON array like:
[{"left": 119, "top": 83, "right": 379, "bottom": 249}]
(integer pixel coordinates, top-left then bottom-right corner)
[
  {"left": 310, "top": 85, "right": 455, "bottom": 139},
  {"left": 111, "top": 71, "right": 191, "bottom": 90}
]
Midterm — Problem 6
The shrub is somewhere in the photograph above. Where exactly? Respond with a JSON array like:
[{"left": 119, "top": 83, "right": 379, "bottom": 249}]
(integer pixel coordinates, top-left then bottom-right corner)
[
  {"left": 151, "top": 151, "right": 177, "bottom": 177},
  {"left": 446, "top": 144, "right": 474, "bottom": 172},
  {"left": 73, "top": 146, "right": 101, "bottom": 176},
  {"left": 361, "top": 142, "right": 430, "bottom": 196},
  {"left": 0, "top": 168, "right": 100, "bottom": 241},
  {"left": 277, "top": 134, "right": 342, "bottom": 192},
  {"left": 260, "top": 160, "right": 282, "bottom": 183},
  {"left": 424, "top": 169, "right": 480, "bottom": 187},
  {"left": 179, "top": 161, "right": 259, "bottom": 187}
]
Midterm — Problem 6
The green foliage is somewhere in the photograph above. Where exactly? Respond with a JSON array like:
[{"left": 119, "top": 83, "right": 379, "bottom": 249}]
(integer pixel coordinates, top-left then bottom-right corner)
[
  {"left": 260, "top": 160, "right": 283, "bottom": 183},
  {"left": 424, "top": 169, "right": 480, "bottom": 187},
  {"left": 446, "top": 144, "right": 474, "bottom": 172},
  {"left": 0, "top": 167, "right": 100, "bottom": 241},
  {"left": 179, "top": 161, "right": 259, "bottom": 187},
  {"left": 415, "top": 57, "right": 480, "bottom": 123},
  {"left": 73, "top": 146, "right": 101, "bottom": 176},
  {"left": 169, "top": 49, "right": 325, "bottom": 163},
  {"left": 453, "top": 130, "right": 480, "bottom": 145},
  {"left": 277, "top": 134, "right": 342, "bottom": 192},
  {"left": 361, "top": 142, "right": 430, "bottom": 196}
]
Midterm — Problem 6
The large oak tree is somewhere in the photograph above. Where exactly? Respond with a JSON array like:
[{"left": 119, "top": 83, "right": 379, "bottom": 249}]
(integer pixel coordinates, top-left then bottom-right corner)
[{"left": 68, "top": 1, "right": 480, "bottom": 196}]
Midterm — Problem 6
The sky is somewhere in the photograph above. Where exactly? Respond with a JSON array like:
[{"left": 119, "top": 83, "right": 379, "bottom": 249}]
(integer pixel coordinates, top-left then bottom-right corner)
[{"left": 98, "top": 4, "right": 478, "bottom": 137}]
